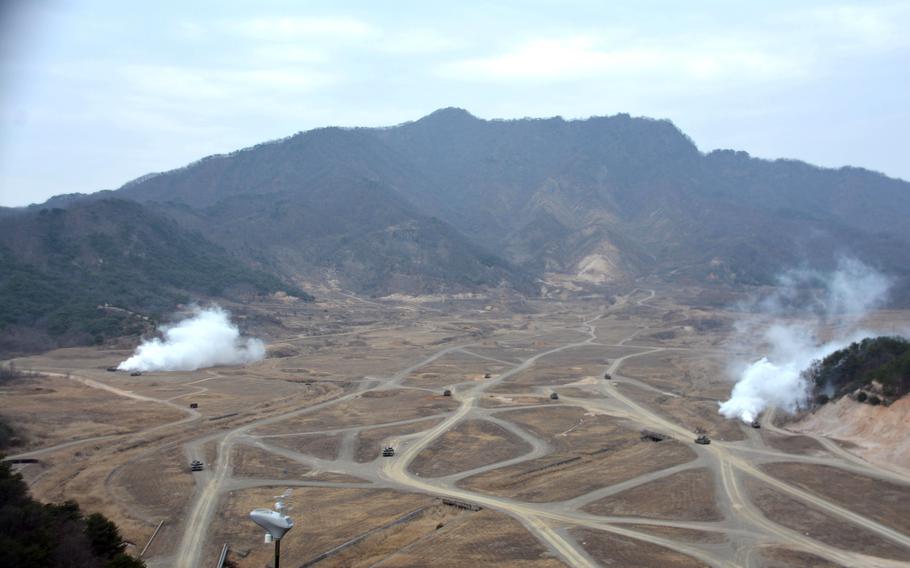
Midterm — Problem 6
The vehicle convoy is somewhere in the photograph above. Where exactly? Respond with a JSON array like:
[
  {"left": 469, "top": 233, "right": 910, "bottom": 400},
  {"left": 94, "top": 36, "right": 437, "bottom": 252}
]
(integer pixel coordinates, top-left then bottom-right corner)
[{"left": 695, "top": 434, "right": 711, "bottom": 445}]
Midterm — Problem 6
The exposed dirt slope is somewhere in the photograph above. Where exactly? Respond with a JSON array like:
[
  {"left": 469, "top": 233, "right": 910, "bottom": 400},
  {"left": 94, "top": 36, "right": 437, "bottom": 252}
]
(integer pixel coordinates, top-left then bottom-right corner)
[{"left": 792, "top": 396, "right": 910, "bottom": 470}]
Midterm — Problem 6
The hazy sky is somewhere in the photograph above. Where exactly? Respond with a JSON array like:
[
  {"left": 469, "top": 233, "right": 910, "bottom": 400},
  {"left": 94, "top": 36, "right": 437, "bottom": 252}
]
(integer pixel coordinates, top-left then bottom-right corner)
[{"left": 1, "top": 1, "right": 908, "bottom": 206}]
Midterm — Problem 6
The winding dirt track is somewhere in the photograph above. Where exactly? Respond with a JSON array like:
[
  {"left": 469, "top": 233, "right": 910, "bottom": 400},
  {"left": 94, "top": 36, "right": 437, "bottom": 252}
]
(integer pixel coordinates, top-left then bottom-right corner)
[{"left": 13, "top": 289, "right": 910, "bottom": 567}]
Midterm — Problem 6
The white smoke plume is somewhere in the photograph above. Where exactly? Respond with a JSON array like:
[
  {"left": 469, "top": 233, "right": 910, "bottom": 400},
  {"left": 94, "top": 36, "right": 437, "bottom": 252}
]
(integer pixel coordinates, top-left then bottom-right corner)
[
  {"left": 118, "top": 305, "right": 265, "bottom": 372},
  {"left": 719, "top": 258, "right": 891, "bottom": 423}
]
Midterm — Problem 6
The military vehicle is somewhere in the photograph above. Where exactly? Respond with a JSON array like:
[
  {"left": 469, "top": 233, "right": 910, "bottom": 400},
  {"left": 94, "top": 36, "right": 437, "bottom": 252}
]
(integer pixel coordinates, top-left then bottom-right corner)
[
  {"left": 695, "top": 435, "right": 711, "bottom": 445},
  {"left": 443, "top": 389, "right": 452, "bottom": 397},
  {"left": 106, "top": 367, "right": 118, "bottom": 372},
  {"left": 751, "top": 419, "right": 761, "bottom": 429},
  {"left": 550, "top": 392, "right": 559, "bottom": 400},
  {"left": 483, "top": 372, "right": 492, "bottom": 379},
  {"left": 189, "top": 402, "right": 199, "bottom": 409},
  {"left": 381, "top": 446, "right": 395, "bottom": 457},
  {"left": 603, "top": 372, "right": 612, "bottom": 380},
  {"left": 190, "top": 460, "right": 204, "bottom": 471},
  {"left": 130, "top": 371, "right": 142, "bottom": 376}
]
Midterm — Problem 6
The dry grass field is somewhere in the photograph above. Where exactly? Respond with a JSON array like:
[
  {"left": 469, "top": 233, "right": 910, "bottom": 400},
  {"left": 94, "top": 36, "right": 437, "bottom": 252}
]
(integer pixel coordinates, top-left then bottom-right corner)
[
  {"left": 409, "top": 419, "right": 533, "bottom": 477},
  {"left": 570, "top": 528, "right": 710, "bottom": 567},
  {"left": 582, "top": 467, "right": 722, "bottom": 521},
  {"left": 744, "top": 478, "right": 910, "bottom": 560},
  {"left": 3, "top": 289, "right": 909, "bottom": 568}
]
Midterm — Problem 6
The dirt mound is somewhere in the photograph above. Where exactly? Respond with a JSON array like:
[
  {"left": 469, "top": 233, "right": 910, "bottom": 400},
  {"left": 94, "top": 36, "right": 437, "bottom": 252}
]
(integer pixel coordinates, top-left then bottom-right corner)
[
  {"left": 792, "top": 396, "right": 910, "bottom": 470},
  {"left": 267, "top": 344, "right": 299, "bottom": 358}
]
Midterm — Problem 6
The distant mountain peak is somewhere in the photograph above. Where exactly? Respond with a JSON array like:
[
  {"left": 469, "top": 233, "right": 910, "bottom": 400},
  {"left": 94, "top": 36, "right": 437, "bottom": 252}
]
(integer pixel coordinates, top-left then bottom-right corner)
[{"left": 418, "top": 107, "right": 478, "bottom": 124}]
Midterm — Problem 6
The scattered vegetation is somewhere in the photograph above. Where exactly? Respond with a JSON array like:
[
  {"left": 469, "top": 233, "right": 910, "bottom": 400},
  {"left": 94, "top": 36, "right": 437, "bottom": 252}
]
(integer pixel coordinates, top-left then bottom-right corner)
[
  {"left": 0, "top": 199, "right": 311, "bottom": 356},
  {"left": 0, "top": 459, "right": 145, "bottom": 567},
  {"left": 0, "top": 417, "right": 22, "bottom": 451},
  {"left": 804, "top": 336, "right": 910, "bottom": 405},
  {"left": 0, "top": 362, "right": 43, "bottom": 383}
]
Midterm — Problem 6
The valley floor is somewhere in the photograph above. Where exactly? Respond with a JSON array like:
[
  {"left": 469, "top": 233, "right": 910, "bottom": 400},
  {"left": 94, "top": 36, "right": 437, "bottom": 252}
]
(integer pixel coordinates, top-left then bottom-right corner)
[{"left": 4, "top": 288, "right": 910, "bottom": 568}]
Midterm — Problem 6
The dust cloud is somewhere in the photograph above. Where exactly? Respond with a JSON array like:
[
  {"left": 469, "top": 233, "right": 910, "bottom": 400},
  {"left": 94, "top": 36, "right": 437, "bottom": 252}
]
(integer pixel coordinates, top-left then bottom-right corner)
[
  {"left": 719, "top": 258, "right": 890, "bottom": 423},
  {"left": 117, "top": 305, "right": 264, "bottom": 372}
]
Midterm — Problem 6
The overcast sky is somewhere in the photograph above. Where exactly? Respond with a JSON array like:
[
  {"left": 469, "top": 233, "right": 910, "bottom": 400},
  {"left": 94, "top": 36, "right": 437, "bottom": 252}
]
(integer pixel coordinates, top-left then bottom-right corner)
[{"left": 1, "top": 0, "right": 908, "bottom": 207}]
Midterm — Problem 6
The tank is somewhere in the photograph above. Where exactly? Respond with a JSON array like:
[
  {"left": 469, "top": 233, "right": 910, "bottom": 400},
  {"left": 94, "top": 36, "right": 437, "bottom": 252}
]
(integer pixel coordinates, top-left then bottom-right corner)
[
  {"left": 190, "top": 460, "right": 204, "bottom": 471},
  {"left": 130, "top": 371, "right": 142, "bottom": 376},
  {"left": 443, "top": 389, "right": 452, "bottom": 397},
  {"left": 695, "top": 435, "right": 711, "bottom": 445},
  {"left": 603, "top": 373, "right": 612, "bottom": 380},
  {"left": 382, "top": 446, "right": 395, "bottom": 457},
  {"left": 550, "top": 392, "right": 559, "bottom": 400},
  {"left": 751, "top": 420, "right": 761, "bottom": 429},
  {"left": 483, "top": 373, "right": 492, "bottom": 379}
]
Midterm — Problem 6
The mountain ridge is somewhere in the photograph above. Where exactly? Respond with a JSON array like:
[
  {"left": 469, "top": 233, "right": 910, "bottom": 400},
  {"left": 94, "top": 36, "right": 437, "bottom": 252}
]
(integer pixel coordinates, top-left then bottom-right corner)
[{"left": 3, "top": 108, "right": 910, "bottom": 354}]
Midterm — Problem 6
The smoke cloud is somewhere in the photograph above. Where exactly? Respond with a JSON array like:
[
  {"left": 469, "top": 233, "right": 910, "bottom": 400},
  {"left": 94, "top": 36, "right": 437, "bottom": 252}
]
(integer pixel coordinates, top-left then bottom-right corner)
[
  {"left": 719, "top": 258, "right": 890, "bottom": 423},
  {"left": 118, "top": 305, "right": 265, "bottom": 372}
]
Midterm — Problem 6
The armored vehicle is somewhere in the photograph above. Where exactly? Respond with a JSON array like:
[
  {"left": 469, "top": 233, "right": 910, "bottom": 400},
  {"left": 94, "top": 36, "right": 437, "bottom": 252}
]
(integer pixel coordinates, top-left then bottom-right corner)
[
  {"left": 550, "top": 392, "right": 559, "bottom": 400},
  {"left": 381, "top": 446, "right": 395, "bottom": 457},
  {"left": 694, "top": 435, "right": 711, "bottom": 445}
]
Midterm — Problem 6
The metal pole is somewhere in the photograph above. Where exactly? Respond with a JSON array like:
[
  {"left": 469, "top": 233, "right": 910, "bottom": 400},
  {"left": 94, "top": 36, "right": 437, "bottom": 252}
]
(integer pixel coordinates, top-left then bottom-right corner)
[{"left": 274, "top": 538, "right": 280, "bottom": 568}]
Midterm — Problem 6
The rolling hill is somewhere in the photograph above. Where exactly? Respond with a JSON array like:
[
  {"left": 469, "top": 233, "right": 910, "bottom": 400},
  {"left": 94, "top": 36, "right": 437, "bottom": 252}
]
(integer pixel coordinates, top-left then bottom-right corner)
[{"left": 0, "top": 199, "right": 308, "bottom": 355}]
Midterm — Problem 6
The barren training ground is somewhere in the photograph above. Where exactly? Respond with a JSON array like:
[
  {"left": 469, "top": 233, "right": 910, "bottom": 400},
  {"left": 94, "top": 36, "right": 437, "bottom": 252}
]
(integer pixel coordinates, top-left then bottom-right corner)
[{"left": 4, "top": 288, "right": 910, "bottom": 568}]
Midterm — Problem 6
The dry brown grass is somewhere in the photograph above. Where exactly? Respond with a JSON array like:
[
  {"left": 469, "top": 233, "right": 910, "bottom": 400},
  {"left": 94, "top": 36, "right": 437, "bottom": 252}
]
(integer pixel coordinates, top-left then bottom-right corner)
[
  {"left": 0, "top": 374, "right": 184, "bottom": 450},
  {"left": 212, "top": 487, "right": 435, "bottom": 567},
  {"left": 762, "top": 434, "right": 826, "bottom": 455},
  {"left": 377, "top": 509, "right": 566, "bottom": 567},
  {"left": 756, "top": 546, "right": 843, "bottom": 568},
  {"left": 260, "top": 433, "right": 340, "bottom": 460},
  {"left": 622, "top": 524, "right": 728, "bottom": 544},
  {"left": 620, "top": 384, "right": 745, "bottom": 441},
  {"left": 231, "top": 444, "right": 312, "bottom": 478},
  {"left": 583, "top": 467, "right": 722, "bottom": 521},
  {"left": 570, "top": 527, "right": 710, "bottom": 567},
  {"left": 761, "top": 462, "right": 910, "bottom": 534},
  {"left": 460, "top": 408, "right": 697, "bottom": 502},
  {"left": 355, "top": 418, "right": 444, "bottom": 463},
  {"left": 409, "top": 419, "right": 533, "bottom": 477},
  {"left": 252, "top": 388, "right": 456, "bottom": 434},
  {"left": 745, "top": 478, "right": 910, "bottom": 560}
]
